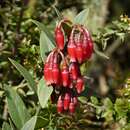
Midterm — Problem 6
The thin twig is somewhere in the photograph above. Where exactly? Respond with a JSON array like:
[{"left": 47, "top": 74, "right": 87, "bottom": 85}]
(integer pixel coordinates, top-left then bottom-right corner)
[
  {"left": 40, "top": 0, "right": 58, "bottom": 19},
  {"left": 105, "top": 38, "right": 122, "bottom": 56}
]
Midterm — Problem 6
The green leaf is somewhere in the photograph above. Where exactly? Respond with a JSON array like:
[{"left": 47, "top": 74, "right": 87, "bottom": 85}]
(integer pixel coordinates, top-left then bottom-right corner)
[
  {"left": 116, "top": 32, "right": 125, "bottom": 42},
  {"left": 35, "top": 116, "right": 49, "bottom": 129},
  {"left": 6, "top": 87, "right": 31, "bottom": 129},
  {"left": 91, "top": 96, "right": 99, "bottom": 105},
  {"left": 114, "top": 98, "right": 129, "bottom": 119},
  {"left": 37, "top": 77, "right": 53, "bottom": 108},
  {"left": 94, "top": 48, "right": 109, "bottom": 59},
  {"left": 53, "top": 6, "right": 63, "bottom": 20},
  {"left": 74, "top": 9, "right": 89, "bottom": 25},
  {"left": 103, "top": 98, "right": 113, "bottom": 109},
  {"left": 101, "top": 98, "right": 114, "bottom": 121},
  {"left": 2, "top": 122, "right": 11, "bottom": 130},
  {"left": 40, "top": 31, "right": 55, "bottom": 61},
  {"left": 123, "top": 123, "right": 130, "bottom": 130},
  {"left": 78, "top": 96, "right": 87, "bottom": 104},
  {"left": 101, "top": 109, "right": 114, "bottom": 121},
  {"left": 21, "top": 116, "right": 37, "bottom": 130},
  {"left": 9, "top": 58, "right": 37, "bottom": 94}
]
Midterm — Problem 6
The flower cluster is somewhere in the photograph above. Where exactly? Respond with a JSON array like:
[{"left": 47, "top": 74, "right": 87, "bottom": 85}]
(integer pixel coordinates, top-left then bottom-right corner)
[{"left": 44, "top": 19, "right": 94, "bottom": 113}]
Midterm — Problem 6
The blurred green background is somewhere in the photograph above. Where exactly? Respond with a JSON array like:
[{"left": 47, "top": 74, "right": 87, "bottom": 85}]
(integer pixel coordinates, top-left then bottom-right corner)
[{"left": 0, "top": 0, "right": 130, "bottom": 130}]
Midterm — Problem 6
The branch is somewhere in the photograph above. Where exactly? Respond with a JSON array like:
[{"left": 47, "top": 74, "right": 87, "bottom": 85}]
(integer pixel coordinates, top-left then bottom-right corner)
[
  {"left": 40, "top": 0, "right": 58, "bottom": 19},
  {"left": 105, "top": 38, "right": 122, "bottom": 56}
]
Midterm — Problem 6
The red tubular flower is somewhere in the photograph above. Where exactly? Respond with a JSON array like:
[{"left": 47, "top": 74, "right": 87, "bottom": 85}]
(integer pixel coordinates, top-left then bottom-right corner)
[
  {"left": 76, "top": 77, "right": 84, "bottom": 94},
  {"left": 82, "top": 28, "right": 94, "bottom": 60},
  {"left": 44, "top": 21, "right": 94, "bottom": 114},
  {"left": 52, "top": 53, "right": 60, "bottom": 85},
  {"left": 64, "top": 93, "right": 71, "bottom": 110},
  {"left": 55, "top": 27, "right": 64, "bottom": 50},
  {"left": 44, "top": 52, "right": 54, "bottom": 85},
  {"left": 73, "top": 97, "right": 78, "bottom": 106},
  {"left": 47, "top": 62, "right": 53, "bottom": 85},
  {"left": 57, "top": 96, "right": 63, "bottom": 113},
  {"left": 52, "top": 63, "right": 60, "bottom": 85},
  {"left": 75, "top": 43, "right": 83, "bottom": 63},
  {"left": 82, "top": 36, "right": 89, "bottom": 60},
  {"left": 61, "top": 63, "right": 69, "bottom": 87},
  {"left": 69, "top": 63, "right": 79, "bottom": 80},
  {"left": 83, "top": 37, "right": 93, "bottom": 60},
  {"left": 69, "top": 99, "right": 75, "bottom": 113},
  {"left": 67, "top": 38, "right": 76, "bottom": 62}
]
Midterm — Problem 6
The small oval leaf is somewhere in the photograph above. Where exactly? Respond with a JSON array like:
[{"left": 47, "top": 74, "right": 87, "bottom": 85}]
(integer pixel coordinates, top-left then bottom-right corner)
[
  {"left": 74, "top": 9, "right": 89, "bottom": 25},
  {"left": 78, "top": 96, "right": 87, "bottom": 104}
]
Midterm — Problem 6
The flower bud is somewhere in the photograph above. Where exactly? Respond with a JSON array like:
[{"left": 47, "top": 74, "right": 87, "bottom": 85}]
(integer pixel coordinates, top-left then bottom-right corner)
[
  {"left": 57, "top": 96, "right": 63, "bottom": 113},
  {"left": 67, "top": 39, "right": 76, "bottom": 62},
  {"left": 69, "top": 63, "right": 79, "bottom": 80},
  {"left": 76, "top": 43, "right": 83, "bottom": 63},
  {"left": 64, "top": 93, "right": 71, "bottom": 110},
  {"left": 55, "top": 27, "right": 64, "bottom": 50},
  {"left": 69, "top": 100, "right": 75, "bottom": 113},
  {"left": 82, "top": 28, "right": 94, "bottom": 60},
  {"left": 52, "top": 63, "right": 60, "bottom": 85},
  {"left": 76, "top": 77, "right": 84, "bottom": 94},
  {"left": 61, "top": 64, "right": 69, "bottom": 87},
  {"left": 73, "top": 97, "right": 78, "bottom": 106}
]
